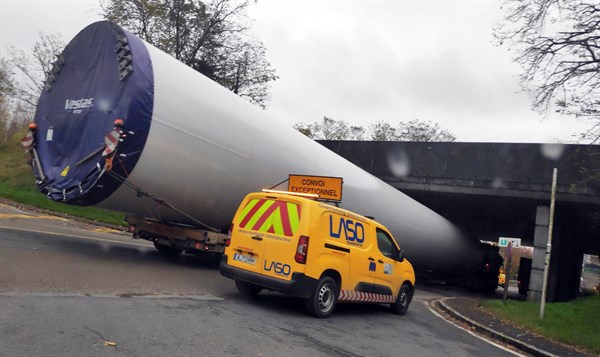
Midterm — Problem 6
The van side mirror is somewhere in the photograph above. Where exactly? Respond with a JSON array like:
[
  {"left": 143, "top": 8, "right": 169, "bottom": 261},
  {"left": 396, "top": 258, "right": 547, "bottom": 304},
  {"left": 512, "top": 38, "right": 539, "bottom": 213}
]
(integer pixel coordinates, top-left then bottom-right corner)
[{"left": 396, "top": 249, "right": 405, "bottom": 262}]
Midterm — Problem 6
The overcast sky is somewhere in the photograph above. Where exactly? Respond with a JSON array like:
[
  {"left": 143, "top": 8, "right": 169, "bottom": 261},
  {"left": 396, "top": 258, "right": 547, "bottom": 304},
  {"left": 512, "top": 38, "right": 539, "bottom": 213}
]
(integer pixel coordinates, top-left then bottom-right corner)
[{"left": 0, "top": 0, "right": 589, "bottom": 143}]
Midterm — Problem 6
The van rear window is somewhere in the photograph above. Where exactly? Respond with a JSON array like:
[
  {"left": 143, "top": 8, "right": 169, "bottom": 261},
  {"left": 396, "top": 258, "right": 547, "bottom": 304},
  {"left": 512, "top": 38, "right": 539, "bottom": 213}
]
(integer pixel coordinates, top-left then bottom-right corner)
[{"left": 238, "top": 198, "right": 301, "bottom": 237}]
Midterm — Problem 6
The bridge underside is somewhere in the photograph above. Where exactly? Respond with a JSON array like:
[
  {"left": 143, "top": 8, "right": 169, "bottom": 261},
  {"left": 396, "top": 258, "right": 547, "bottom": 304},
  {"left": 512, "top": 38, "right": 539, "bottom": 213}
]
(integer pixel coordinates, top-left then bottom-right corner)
[
  {"left": 395, "top": 185, "right": 599, "bottom": 254},
  {"left": 320, "top": 141, "right": 600, "bottom": 301}
]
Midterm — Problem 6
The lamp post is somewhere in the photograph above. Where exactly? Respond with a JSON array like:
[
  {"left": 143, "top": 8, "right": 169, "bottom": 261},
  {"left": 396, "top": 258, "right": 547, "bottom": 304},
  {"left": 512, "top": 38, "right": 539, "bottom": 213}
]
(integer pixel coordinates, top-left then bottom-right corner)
[{"left": 540, "top": 168, "right": 557, "bottom": 320}]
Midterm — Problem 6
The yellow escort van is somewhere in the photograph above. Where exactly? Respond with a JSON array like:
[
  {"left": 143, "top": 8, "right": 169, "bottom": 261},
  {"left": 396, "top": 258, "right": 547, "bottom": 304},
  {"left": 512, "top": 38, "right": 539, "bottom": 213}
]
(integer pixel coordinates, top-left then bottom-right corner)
[{"left": 220, "top": 190, "right": 416, "bottom": 318}]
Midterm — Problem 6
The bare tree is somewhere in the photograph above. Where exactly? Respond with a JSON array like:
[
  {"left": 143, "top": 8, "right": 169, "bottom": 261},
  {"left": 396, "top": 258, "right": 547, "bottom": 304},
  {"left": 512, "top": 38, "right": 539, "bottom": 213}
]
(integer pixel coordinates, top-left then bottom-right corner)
[
  {"left": 495, "top": 0, "right": 600, "bottom": 143},
  {"left": 295, "top": 118, "right": 455, "bottom": 142},
  {"left": 7, "top": 32, "right": 64, "bottom": 111},
  {"left": 0, "top": 59, "right": 13, "bottom": 99},
  {"left": 3, "top": 33, "right": 62, "bottom": 142},
  {"left": 293, "top": 122, "right": 316, "bottom": 139},
  {"left": 349, "top": 125, "right": 366, "bottom": 140},
  {"left": 368, "top": 120, "right": 397, "bottom": 141},
  {"left": 319, "top": 116, "right": 350, "bottom": 140},
  {"left": 102, "top": 0, "right": 278, "bottom": 108},
  {"left": 293, "top": 117, "right": 353, "bottom": 140},
  {"left": 0, "top": 59, "right": 15, "bottom": 143},
  {"left": 396, "top": 119, "right": 456, "bottom": 142}
]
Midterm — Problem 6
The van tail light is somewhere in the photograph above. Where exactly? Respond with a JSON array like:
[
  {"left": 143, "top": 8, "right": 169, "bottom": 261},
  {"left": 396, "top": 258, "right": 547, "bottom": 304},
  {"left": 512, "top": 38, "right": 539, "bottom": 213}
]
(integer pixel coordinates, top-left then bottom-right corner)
[
  {"left": 295, "top": 235, "right": 309, "bottom": 264},
  {"left": 225, "top": 223, "right": 233, "bottom": 247}
]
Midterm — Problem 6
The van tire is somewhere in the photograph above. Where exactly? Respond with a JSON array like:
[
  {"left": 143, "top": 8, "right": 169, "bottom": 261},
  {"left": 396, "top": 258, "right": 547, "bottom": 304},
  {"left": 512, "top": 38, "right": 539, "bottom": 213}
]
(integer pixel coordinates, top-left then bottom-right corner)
[
  {"left": 235, "top": 279, "right": 262, "bottom": 296},
  {"left": 390, "top": 284, "right": 411, "bottom": 315},
  {"left": 153, "top": 241, "right": 183, "bottom": 256},
  {"left": 305, "top": 276, "right": 338, "bottom": 318}
]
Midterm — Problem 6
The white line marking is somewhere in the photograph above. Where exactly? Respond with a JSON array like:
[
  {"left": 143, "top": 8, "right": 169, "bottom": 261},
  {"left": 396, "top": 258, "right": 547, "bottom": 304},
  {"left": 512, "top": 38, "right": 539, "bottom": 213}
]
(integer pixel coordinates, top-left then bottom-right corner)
[
  {"left": 0, "top": 225, "right": 152, "bottom": 248},
  {"left": 0, "top": 213, "right": 66, "bottom": 220},
  {"left": 0, "top": 291, "right": 223, "bottom": 301},
  {"left": 425, "top": 301, "right": 526, "bottom": 357}
]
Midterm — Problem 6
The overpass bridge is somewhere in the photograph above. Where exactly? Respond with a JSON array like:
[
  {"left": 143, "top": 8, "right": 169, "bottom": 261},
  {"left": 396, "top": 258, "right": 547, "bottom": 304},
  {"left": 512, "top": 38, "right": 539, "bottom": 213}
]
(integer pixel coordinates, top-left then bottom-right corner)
[{"left": 319, "top": 141, "right": 600, "bottom": 302}]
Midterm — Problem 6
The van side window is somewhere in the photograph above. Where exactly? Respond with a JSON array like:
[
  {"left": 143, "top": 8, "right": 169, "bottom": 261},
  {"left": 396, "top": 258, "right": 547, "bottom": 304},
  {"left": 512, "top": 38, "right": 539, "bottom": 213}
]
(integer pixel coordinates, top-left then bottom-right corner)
[{"left": 376, "top": 228, "right": 398, "bottom": 259}]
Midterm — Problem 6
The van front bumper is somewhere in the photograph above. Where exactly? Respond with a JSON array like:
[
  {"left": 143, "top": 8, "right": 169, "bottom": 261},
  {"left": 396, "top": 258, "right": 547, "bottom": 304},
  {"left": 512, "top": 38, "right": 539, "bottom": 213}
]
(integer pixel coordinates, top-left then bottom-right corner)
[{"left": 220, "top": 254, "right": 318, "bottom": 299}]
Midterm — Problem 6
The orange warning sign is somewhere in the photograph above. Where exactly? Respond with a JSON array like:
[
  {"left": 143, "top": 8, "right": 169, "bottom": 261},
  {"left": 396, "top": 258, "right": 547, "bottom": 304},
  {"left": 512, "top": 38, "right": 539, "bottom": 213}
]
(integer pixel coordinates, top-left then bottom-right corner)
[{"left": 288, "top": 174, "right": 343, "bottom": 202}]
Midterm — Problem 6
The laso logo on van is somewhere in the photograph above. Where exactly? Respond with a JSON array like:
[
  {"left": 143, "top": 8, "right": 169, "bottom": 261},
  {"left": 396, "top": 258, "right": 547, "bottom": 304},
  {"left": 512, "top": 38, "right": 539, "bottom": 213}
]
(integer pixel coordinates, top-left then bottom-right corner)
[
  {"left": 329, "top": 215, "right": 364, "bottom": 243},
  {"left": 264, "top": 260, "right": 291, "bottom": 276}
]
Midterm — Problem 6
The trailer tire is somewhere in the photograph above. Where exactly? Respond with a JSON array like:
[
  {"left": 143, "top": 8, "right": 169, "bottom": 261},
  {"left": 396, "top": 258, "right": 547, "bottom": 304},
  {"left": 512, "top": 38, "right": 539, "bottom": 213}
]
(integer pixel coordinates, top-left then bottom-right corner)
[
  {"left": 153, "top": 241, "right": 183, "bottom": 256},
  {"left": 235, "top": 279, "right": 262, "bottom": 296}
]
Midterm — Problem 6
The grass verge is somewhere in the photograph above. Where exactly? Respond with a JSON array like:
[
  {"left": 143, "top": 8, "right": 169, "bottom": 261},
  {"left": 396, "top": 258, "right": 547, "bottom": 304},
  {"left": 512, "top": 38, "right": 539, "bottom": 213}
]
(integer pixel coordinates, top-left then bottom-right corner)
[
  {"left": 0, "top": 132, "right": 126, "bottom": 227},
  {"left": 481, "top": 295, "right": 600, "bottom": 355}
]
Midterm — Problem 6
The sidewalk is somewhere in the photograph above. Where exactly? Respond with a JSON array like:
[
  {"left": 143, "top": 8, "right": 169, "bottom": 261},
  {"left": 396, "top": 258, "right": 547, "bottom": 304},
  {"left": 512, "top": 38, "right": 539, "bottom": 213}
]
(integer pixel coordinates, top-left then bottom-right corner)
[{"left": 434, "top": 297, "right": 596, "bottom": 357}]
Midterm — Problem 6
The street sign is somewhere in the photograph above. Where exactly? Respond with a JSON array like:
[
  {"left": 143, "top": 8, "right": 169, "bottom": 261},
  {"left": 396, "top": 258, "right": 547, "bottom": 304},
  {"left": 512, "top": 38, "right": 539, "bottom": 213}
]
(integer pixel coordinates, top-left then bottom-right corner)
[
  {"left": 288, "top": 174, "right": 343, "bottom": 202},
  {"left": 498, "top": 237, "right": 521, "bottom": 248}
]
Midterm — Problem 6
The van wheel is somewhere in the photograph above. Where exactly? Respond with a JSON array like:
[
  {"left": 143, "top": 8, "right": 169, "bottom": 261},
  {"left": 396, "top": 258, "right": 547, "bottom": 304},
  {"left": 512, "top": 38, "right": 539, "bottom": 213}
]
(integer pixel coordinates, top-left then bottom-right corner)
[
  {"left": 153, "top": 241, "right": 183, "bottom": 256},
  {"left": 235, "top": 279, "right": 262, "bottom": 296},
  {"left": 305, "top": 276, "right": 338, "bottom": 318},
  {"left": 390, "top": 284, "right": 411, "bottom": 315}
]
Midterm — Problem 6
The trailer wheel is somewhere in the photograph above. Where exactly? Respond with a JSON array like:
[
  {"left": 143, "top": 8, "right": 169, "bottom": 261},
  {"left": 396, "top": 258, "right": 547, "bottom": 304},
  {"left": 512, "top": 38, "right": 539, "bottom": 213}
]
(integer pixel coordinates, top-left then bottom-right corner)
[
  {"left": 305, "top": 276, "right": 338, "bottom": 318},
  {"left": 390, "top": 284, "right": 412, "bottom": 315},
  {"left": 235, "top": 279, "right": 262, "bottom": 296},
  {"left": 153, "top": 241, "right": 183, "bottom": 256}
]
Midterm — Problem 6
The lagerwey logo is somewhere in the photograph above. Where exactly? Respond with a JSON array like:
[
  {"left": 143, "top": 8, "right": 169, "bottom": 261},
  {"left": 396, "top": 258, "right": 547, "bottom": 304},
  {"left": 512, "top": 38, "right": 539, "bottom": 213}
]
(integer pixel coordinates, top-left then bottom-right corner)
[{"left": 65, "top": 98, "right": 94, "bottom": 110}]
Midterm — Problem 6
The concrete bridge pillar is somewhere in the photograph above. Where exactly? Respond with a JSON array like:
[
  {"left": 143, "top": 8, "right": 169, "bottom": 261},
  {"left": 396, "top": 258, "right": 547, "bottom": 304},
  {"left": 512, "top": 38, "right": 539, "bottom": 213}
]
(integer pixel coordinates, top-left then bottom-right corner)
[
  {"left": 528, "top": 206, "right": 549, "bottom": 303},
  {"left": 528, "top": 205, "right": 584, "bottom": 302}
]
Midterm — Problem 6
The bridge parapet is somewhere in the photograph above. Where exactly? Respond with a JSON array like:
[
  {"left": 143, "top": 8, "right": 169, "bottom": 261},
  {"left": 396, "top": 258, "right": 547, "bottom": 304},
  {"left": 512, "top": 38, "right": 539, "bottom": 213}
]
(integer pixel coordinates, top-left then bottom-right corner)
[
  {"left": 382, "top": 175, "right": 599, "bottom": 204},
  {"left": 319, "top": 141, "right": 600, "bottom": 205}
]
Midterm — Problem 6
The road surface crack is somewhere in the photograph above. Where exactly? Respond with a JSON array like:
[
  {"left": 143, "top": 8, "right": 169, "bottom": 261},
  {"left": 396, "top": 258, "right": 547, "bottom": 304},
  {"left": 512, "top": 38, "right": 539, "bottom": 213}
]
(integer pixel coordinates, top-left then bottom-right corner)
[{"left": 279, "top": 327, "right": 362, "bottom": 357}]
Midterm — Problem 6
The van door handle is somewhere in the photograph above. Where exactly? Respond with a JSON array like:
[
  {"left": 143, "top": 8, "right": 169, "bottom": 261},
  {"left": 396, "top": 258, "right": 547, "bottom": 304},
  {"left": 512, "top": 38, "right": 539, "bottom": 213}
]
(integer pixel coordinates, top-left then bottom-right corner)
[
  {"left": 368, "top": 257, "right": 375, "bottom": 261},
  {"left": 252, "top": 236, "right": 263, "bottom": 241},
  {"left": 378, "top": 259, "right": 384, "bottom": 264}
]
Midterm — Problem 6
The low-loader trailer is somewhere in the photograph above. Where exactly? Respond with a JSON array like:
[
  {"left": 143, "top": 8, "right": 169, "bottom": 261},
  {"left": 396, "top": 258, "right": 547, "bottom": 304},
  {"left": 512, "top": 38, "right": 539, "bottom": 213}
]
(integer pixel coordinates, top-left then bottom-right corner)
[{"left": 126, "top": 215, "right": 228, "bottom": 257}]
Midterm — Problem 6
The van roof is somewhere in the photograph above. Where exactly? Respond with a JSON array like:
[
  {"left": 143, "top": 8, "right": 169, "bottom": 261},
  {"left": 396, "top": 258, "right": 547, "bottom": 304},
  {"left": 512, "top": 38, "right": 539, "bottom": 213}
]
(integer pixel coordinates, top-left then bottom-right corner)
[{"left": 250, "top": 191, "right": 374, "bottom": 224}]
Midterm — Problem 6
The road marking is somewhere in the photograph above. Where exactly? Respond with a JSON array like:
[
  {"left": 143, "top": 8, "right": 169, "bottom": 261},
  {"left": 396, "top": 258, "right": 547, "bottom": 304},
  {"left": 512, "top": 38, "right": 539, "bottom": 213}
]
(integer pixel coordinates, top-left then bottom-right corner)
[
  {"left": 425, "top": 300, "right": 526, "bottom": 357},
  {"left": 0, "top": 213, "right": 126, "bottom": 234},
  {"left": 0, "top": 291, "right": 223, "bottom": 301},
  {"left": 0, "top": 213, "right": 66, "bottom": 220},
  {"left": 0, "top": 225, "right": 152, "bottom": 248},
  {"left": 91, "top": 227, "right": 124, "bottom": 234}
]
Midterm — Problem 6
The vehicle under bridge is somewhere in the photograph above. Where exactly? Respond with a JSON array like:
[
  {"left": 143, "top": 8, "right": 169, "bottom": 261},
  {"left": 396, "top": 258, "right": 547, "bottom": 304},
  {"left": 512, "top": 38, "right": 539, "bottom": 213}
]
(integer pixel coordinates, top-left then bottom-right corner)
[{"left": 319, "top": 141, "right": 600, "bottom": 302}]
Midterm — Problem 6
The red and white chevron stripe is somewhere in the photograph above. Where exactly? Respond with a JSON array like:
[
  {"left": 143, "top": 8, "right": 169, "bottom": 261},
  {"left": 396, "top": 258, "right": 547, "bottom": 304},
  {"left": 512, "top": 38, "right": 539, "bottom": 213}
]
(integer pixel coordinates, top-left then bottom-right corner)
[
  {"left": 102, "top": 129, "right": 121, "bottom": 157},
  {"left": 21, "top": 131, "right": 34, "bottom": 152},
  {"left": 338, "top": 290, "right": 395, "bottom": 303}
]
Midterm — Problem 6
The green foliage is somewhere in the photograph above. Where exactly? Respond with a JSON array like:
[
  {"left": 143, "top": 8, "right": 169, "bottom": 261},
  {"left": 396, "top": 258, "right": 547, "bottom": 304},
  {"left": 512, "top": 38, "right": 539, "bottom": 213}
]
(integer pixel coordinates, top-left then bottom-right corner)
[
  {"left": 102, "top": 0, "right": 278, "bottom": 108},
  {"left": 481, "top": 295, "right": 600, "bottom": 354},
  {"left": 0, "top": 129, "right": 34, "bottom": 188},
  {"left": 0, "top": 133, "right": 126, "bottom": 226}
]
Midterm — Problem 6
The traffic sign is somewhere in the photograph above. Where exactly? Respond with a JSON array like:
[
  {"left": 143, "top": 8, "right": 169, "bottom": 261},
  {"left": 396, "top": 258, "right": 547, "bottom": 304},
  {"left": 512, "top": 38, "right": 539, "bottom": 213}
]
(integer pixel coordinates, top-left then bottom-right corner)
[
  {"left": 498, "top": 237, "right": 521, "bottom": 248},
  {"left": 288, "top": 174, "right": 343, "bottom": 202}
]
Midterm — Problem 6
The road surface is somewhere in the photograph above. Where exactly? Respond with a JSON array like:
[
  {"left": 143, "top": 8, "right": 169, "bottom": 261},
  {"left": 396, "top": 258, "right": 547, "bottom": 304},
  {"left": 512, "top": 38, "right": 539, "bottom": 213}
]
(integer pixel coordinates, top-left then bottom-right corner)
[{"left": 0, "top": 203, "right": 520, "bottom": 356}]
